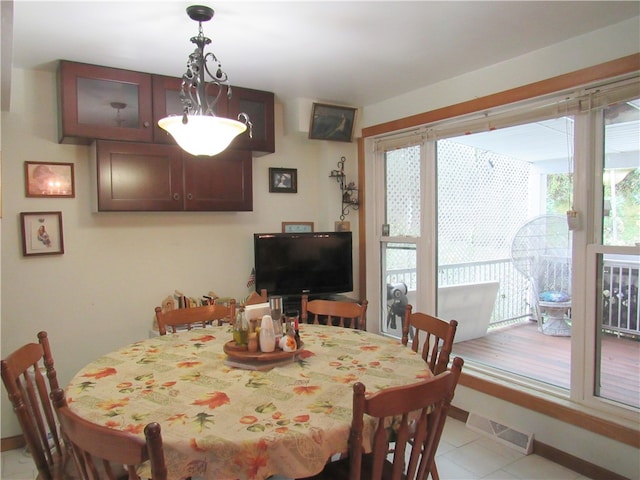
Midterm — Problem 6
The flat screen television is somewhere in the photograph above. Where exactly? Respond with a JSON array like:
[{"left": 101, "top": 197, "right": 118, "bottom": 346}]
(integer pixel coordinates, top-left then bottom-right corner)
[{"left": 254, "top": 232, "right": 353, "bottom": 297}]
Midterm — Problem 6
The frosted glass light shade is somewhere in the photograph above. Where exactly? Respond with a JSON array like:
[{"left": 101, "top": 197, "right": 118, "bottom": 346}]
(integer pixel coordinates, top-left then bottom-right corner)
[{"left": 158, "top": 115, "right": 247, "bottom": 156}]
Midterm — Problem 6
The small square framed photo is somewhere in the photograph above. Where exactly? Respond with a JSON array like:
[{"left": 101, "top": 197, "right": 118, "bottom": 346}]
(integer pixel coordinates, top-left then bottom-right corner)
[
  {"left": 282, "top": 222, "right": 314, "bottom": 233},
  {"left": 309, "top": 103, "right": 357, "bottom": 142},
  {"left": 269, "top": 167, "right": 297, "bottom": 193},
  {"left": 20, "top": 211, "right": 64, "bottom": 256},
  {"left": 25, "top": 162, "right": 75, "bottom": 198}
]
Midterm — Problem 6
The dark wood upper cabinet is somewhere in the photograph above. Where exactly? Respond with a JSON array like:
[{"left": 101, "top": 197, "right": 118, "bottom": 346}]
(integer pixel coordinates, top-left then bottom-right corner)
[
  {"left": 228, "top": 87, "right": 275, "bottom": 155},
  {"left": 58, "top": 61, "right": 154, "bottom": 144},
  {"left": 94, "top": 141, "right": 183, "bottom": 211},
  {"left": 63, "top": 61, "right": 266, "bottom": 213},
  {"left": 94, "top": 141, "right": 252, "bottom": 212},
  {"left": 183, "top": 150, "right": 252, "bottom": 211},
  {"left": 59, "top": 61, "right": 274, "bottom": 156}
]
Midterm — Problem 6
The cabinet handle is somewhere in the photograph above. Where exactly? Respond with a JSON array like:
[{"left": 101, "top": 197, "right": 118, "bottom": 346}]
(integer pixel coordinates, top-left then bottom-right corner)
[
  {"left": 173, "top": 193, "right": 180, "bottom": 201},
  {"left": 143, "top": 121, "right": 151, "bottom": 128},
  {"left": 187, "top": 193, "right": 193, "bottom": 200}
]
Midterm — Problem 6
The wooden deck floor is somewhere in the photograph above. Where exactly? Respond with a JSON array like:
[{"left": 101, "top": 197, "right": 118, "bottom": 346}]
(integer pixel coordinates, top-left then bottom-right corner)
[{"left": 452, "top": 321, "right": 640, "bottom": 408}]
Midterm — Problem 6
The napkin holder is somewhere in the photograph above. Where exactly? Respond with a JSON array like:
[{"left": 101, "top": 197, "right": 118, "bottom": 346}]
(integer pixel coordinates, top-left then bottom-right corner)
[{"left": 244, "top": 302, "right": 270, "bottom": 322}]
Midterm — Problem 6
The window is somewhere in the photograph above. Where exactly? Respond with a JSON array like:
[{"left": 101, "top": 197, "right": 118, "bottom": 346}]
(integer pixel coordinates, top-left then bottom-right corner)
[
  {"left": 589, "top": 97, "right": 640, "bottom": 409},
  {"left": 366, "top": 77, "right": 640, "bottom": 420}
]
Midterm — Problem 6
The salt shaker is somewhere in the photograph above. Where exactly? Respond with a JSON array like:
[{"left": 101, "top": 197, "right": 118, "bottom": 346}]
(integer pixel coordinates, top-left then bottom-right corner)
[{"left": 259, "top": 315, "right": 276, "bottom": 353}]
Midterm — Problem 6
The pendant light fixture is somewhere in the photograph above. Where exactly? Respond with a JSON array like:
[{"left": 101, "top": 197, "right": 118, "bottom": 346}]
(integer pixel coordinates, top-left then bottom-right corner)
[{"left": 158, "top": 5, "right": 252, "bottom": 156}]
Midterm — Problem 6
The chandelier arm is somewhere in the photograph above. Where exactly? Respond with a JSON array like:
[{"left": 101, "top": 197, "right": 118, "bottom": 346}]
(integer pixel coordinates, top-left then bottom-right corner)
[
  {"left": 238, "top": 113, "right": 253, "bottom": 139},
  {"left": 193, "top": 34, "right": 209, "bottom": 117}
]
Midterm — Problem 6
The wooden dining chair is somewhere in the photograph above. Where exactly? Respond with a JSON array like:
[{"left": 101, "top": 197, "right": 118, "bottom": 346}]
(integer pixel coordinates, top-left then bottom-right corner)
[
  {"left": 1, "top": 331, "right": 67, "bottom": 480},
  {"left": 302, "top": 356, "right": 464, "bottom": 480},
  {"left": 301, "top": 295, "right": 368, "bottom": 330},
  {"left": 155, "top": 299, "right": 236, "bottom": 335},
  {"left": 50, "top": 388, "right": 168, "bottom": 480},
  {"left": 402, "top": 305, "right": 458, "bottom": 375},
  {"left": 244, "top": 288, "right": 268, "bottom": 306}
]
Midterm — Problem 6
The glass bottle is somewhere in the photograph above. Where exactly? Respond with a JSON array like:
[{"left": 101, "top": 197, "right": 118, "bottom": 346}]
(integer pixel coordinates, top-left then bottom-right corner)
[
  {"left": 269, "top": 296, "right": 283, "bottom": 343},
  {"left": 233, "top": 308, "right": 249, "bottom": 346},
  {"left": 287, "top": 310, "right": 301, "bottom": 348}
]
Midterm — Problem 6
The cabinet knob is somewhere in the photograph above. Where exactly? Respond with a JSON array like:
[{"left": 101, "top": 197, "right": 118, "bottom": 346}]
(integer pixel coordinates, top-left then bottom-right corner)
[
  {"left": 173, "top": 193, "right": 180, "bottom": 201},
  {"left": 187, "top": 193, "right": 193, "bottom": 200},
  {"left": 143, "top": 121, "right": 151, "bottom": 128}
]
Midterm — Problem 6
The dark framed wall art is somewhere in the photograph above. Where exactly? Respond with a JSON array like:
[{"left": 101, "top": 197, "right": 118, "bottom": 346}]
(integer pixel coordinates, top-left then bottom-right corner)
[
  {"left": 25, "top": 161, "right": 75, "bottom": 198},
  {"left": 20, "top": 211, "right": 64, "bottom": 256},
  {"left": 308, "top": 103, "right": 356, "bottom": 142},
  {"left": 269, "top": 167, "right": 298, "bottom": 193}
]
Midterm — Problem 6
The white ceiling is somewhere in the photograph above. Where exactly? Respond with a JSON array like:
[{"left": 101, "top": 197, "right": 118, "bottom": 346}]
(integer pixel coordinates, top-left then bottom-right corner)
[{"left": 7, "top": 1, "right": 640, "bottom": 107}]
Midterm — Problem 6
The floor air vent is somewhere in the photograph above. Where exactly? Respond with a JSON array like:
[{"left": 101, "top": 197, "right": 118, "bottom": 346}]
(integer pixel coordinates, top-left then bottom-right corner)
[{"left": 465, "top": 412, "right": 534, "bottom": 454}]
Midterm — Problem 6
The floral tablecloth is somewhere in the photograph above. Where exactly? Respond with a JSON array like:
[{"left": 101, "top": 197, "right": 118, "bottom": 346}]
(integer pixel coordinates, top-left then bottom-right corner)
[{"left": 66, "top": 324, "right": 431, "bottom": 480}]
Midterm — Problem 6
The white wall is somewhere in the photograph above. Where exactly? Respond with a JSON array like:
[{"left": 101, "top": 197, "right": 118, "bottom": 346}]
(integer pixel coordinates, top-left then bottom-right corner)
[
  {"left": 362, "top": 17, "right": 640, "bottom": 128},
  {"left": 0, "top": 67, "right": 359, "bottom": 437},
  {"left": 360, "top": 19, "right": 640, "bottom": 479}
]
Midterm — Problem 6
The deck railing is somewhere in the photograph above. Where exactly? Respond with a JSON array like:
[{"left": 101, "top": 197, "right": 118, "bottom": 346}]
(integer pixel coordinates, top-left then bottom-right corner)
[
  {"left": 602, "top": 258, "right": 639, "bottom": 337},
  {"left": 386, "top": 257, "right": 640, "bottom": 337}
]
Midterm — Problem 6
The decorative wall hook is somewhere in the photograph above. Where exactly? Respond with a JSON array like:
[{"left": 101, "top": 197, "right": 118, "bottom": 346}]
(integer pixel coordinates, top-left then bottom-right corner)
[{"left": 329, "top": 156, "right": 359, "bottom": 220}]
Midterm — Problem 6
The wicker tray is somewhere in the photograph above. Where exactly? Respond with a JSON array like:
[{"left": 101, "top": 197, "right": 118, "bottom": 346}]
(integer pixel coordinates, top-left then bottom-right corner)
[{"left": 223, "top": 340, "right": 303, "bottom": 362}]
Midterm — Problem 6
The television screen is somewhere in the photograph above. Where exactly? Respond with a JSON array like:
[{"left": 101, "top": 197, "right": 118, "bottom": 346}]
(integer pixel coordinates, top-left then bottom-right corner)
[{"left": 254, "top": 232, "right": 353, "bottom": 297}]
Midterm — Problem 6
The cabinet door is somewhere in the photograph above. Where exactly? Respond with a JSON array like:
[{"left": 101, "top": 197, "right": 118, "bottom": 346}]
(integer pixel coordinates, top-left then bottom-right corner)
[
  {"left": 183, "top": 150, "right": 253, "bottom": 211},
  {"left": 228, "top": 87, "right": 275, "bottom": 154},
  {"left": 58, "top": 61, "right": 153, "bottom": 144},
  {"left": 152, "top": 75, "right": 230, "bottom": 144},
  {"left": 95, "top": 141, "right": 183, "bottom": 211}
]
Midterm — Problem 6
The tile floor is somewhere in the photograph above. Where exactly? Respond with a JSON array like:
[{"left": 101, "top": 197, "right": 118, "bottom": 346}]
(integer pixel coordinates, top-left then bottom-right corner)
[{"left": 1, "top": 418, "right": 590, "bottom": 480}]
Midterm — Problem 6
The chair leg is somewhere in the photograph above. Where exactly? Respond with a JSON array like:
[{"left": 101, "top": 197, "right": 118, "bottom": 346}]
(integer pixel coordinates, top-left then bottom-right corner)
[{"left": 430, "top": 462, "right": 440, "bottom": 480}]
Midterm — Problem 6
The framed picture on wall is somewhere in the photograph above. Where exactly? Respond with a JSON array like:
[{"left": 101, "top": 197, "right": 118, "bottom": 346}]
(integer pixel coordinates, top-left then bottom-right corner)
[
  {"left": 269, "top": 167, "right": 298, "bottom": 193},
  {"left": 308, "top": 103, "right": 356, "bottom": 142},
  {"left": 25, "top": 161, "right": 75, "bottom": 198},
  {"left": 20, "top": 211, "right": 64, "bottom": 256},
  {"left": 282, "top": 222, "right": 314, "bottom": 233}
]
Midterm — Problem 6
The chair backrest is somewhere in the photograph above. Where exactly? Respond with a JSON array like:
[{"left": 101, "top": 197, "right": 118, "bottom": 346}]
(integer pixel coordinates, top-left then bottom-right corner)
[
  {"left": 1, "top": 331, "right": 63, "bottom": 480},
  {"left": 402, "top": 305, "right": 458, "bottom": 375},
  {"left": 349, "top": 357, "right": 464, "bottom": 480},
  {"left": 244, "top": 288, "right": 268, "bottom": 306},
  {"left": 50, "top": 389, "right": 167, "bottom": 480},
  {"left": 155, "top": 299, "right": 236, "bottom": 335},
  {"left": 301, "top": 295, "right": 368, "bottom": 330}
]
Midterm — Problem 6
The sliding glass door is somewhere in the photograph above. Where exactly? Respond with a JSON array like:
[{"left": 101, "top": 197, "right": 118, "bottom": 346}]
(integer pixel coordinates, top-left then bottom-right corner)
[
  {"left": 436, "top": 117, "right": 575, "bottom": 389},
  {"left": 592, "top": 97, "right": 640, "bottom": 408},
  {"left": 367, "top": 79, "right": 639, "bottom": 414}
]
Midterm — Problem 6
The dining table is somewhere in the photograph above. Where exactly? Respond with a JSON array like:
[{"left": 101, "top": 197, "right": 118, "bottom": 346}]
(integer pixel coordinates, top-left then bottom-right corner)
[{"left": 65, "top": 323, "right": 432, "bottom": 480}]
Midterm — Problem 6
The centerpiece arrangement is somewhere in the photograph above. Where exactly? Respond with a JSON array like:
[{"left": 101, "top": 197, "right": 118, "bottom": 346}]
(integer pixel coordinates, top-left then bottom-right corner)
[{"left": 224, "top": 305, "right": 302, "bottom": 370}]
